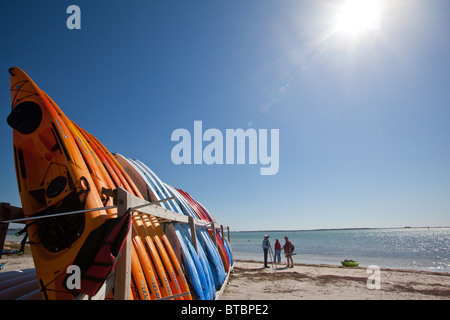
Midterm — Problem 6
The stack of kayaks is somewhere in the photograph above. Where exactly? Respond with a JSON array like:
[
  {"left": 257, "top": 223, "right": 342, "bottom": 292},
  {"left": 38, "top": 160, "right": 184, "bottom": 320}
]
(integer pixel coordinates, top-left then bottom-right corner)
[
  {"left": 174, "top": 188, "right": 233, "bottom": 273},
  {"left": 7, "top": 67, "right": 109, "bottom": 300},
  {"left": 5, "top": 67, "right": 233, "bottom": 300},
  {"left": 114, "top": 155, "right": 234, "bottom": 300}
]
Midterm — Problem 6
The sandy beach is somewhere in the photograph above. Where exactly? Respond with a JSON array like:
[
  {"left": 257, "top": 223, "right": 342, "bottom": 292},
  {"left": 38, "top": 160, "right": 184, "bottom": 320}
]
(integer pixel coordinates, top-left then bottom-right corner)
[
  {"left": 1, "top": 244, "right": 449, "bottom": 300},
  {"left": 0, "top": 242, "right": 34, "bottom": 273},
  {"left": 221, "top": 260, "right": 450, "bottom": 300}
]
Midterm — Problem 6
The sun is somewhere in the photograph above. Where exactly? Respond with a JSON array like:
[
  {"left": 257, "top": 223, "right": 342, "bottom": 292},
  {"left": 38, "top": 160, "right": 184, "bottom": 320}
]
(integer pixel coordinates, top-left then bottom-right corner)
[{"left": 336, "top": 0, "right": 381, "bottom": 34}]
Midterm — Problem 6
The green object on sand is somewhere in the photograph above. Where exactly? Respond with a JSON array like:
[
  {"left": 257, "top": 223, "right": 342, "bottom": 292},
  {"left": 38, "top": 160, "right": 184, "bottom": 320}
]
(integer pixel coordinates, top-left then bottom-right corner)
[{"left": 341, "top": 259, "right": 359, "bottom": 267}]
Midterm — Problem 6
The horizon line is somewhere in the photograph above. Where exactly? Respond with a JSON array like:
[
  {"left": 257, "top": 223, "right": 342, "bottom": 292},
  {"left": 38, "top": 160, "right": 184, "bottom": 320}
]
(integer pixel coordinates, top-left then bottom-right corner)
[{"left": 231, "top": 226, "right": 450, "bottom": 233}]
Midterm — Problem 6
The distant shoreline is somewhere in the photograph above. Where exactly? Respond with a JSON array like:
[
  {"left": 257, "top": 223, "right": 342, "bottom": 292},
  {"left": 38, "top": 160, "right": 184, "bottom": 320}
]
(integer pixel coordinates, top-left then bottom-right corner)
[
  {"left": 230, "top": 226, "right": 450, "bottom": 233},
  {"left": 7, "top": 225, "right": 450, "bottom": 233}
]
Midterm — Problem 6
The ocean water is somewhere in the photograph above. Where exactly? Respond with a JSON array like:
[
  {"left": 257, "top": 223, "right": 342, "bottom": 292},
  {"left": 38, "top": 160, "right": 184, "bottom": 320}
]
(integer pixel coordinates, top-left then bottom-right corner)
[
  {"left": 229, "top": 228, "right": 450, "bottom": 273},
  {"left": 6, "top": 227, "right": 449, "bottom": 273},
  {"left": 4, "top": 229, "right": 26, "bottom": 243}
]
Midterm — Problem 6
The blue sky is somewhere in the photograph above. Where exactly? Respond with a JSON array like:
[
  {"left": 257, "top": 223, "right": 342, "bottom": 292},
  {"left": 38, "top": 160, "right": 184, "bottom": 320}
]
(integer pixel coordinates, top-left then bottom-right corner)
[{"left": 1, "top": 0, "right": 449, "bottom": 231}]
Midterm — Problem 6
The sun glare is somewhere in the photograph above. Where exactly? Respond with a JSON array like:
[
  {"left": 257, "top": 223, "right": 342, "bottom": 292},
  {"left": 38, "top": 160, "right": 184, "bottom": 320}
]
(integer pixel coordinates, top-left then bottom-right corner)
[{"left": 336, "top": 0, "right": 381, "bottom": 34}]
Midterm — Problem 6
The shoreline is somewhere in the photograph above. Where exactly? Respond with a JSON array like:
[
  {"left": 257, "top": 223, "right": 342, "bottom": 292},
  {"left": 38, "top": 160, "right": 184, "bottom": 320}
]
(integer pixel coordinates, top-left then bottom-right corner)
[
  {"left": 2, "top": 243, "right": 449, "bottom": 300},
  {"left": 234, "top": 259, "right": 450, "bottom": 277},
  {"left": 230, "top": 226, "right": 450, "bottom": 233},
  {"left": 230, "top": 253, "right": 450, "bottom": 274},
  {"left": 229, "top": 227, "right": 450, "bottom": 274},
  {"left": 220, "top": 260, "right": 450, "bottom": 300}
]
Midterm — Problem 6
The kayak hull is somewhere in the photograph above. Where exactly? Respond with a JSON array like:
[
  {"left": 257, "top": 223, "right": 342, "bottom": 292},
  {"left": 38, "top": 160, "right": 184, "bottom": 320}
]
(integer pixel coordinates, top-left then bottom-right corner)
[
  {"left": 8, "top": 67, "right": 107, "bottom": 300},
  {"left": 341, "top": 260, "right": 359, "bottom": 267}
]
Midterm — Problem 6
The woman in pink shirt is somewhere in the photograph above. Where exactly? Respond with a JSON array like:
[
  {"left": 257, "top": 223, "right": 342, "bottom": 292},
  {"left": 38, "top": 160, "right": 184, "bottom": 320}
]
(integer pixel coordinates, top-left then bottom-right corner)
[{"left": 274, "top": 239, "right": 281, "bottom": 263}]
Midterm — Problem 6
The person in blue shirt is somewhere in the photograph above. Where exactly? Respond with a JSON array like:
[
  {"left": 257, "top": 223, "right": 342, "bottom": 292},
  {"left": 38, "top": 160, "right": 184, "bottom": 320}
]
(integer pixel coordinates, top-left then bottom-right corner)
[{"left": 262, "top": 235, "right": 271, "bottom": 268}]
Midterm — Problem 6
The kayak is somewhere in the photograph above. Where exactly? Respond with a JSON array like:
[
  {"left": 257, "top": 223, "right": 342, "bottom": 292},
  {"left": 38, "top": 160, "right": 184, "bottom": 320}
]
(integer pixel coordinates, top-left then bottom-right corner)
[
  {"left": 7, "top": 67, "right": 107, "bottom": 299},
  {"left": 164, "top": 183, "right": 226, "bottom": 290},
  {"left": 6, "top": 67, "right": 230, "bottom": 300},
  {"left": 76, "top": 132, "right": 190, "bottom": 300},
  {"left": 131, "top": 159, "right": 217, "bottom": 297},
  {"left": 115, "top": 155, "right": 213, "bottom": 299},
  {"left": 176, "top": 188, "right": 231, "bottom": 271},
  {"left": 113, "top": 153, "right": 194, "bottom": 300},
  {"left": 341, "top": 260, "right": 359, "bottom": 267}
]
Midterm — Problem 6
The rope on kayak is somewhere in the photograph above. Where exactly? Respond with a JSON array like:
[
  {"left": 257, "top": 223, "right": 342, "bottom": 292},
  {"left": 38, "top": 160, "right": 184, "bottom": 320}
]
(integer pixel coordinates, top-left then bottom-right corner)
[{"left": 10, "top": 79, "right": 39, "bottom": 108}]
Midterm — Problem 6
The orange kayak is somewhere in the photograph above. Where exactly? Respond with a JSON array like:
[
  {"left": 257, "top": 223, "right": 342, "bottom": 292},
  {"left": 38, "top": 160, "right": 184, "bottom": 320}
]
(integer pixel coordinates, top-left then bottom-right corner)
[
  {"left": 7, "top": 67, "right": 193, "bottom": 301},
  {"left": 77, "top": 129, "right": 191, "bottom": 300},
  {"left": 7, "top": 67, "right": 107, "bottom": 300}
]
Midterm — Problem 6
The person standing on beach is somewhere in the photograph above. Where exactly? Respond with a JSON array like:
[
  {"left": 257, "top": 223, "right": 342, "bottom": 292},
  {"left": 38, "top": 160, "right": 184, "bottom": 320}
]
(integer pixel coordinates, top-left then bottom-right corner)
[
  {"left": 262, "top": 235, "right": 271, "bottom": 268},
  {"left": 274, "top": 239, "right": 281, "bottom": 263},
  {"left": 283, "top": 236, "right": 294, "bottom": 268}
]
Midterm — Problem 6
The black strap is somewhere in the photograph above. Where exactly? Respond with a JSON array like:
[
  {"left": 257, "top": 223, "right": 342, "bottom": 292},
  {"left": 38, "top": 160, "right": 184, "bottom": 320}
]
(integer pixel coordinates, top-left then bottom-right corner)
[
  {"left": 19, "top": 232, "right": 28, "bottom": 253},
  {"left": 16, "top": 222, "right": 39, "bottom": 253}
]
